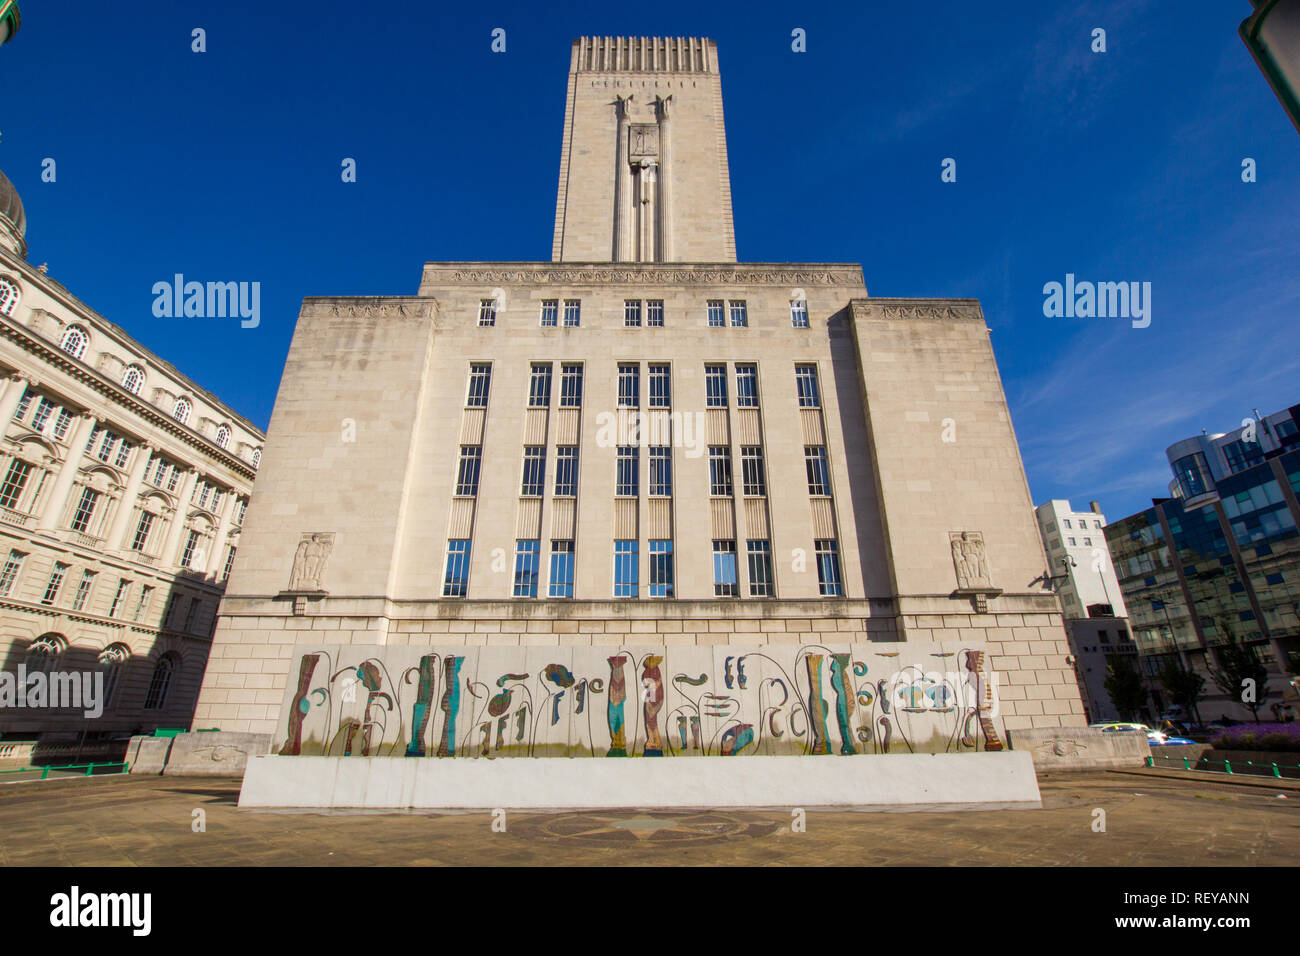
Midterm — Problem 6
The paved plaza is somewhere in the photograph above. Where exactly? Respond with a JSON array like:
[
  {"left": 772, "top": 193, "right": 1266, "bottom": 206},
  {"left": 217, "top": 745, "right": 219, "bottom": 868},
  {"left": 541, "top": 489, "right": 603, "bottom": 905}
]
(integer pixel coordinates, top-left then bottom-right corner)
[{"left": 1, "top": 769, "right": 1296, "bottom": 866}]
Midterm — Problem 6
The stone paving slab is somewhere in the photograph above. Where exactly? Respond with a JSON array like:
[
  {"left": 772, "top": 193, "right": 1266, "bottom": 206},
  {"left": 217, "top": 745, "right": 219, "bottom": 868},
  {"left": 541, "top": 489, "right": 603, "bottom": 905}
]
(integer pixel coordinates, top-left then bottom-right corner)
[{"left": 0, "top": 771, "right": 1295, "bottom": 866}]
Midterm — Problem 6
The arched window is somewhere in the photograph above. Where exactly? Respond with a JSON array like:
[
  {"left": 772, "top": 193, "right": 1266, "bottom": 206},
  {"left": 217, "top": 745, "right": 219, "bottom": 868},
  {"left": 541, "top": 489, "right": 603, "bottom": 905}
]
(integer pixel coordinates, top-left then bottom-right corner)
[
  {"left": 215, "top": 425, "right": 231, "bottom": 449},
  {"left": 59, "top": 326, "right": 89, "bottom": 359},
  {"left": 121, "top": 365, "right": 145, "bottom": 395},
  {"left": 97, "top": 643, "right": 130, "bottom": 707},
  {"left": 173, "top": 397, "right": 191, "bottom": 425},
  {"left": 251, "top": 448, "right": 261, "bottom": 468},
  {"left": 25, "top": 633, "right": 66, "bottom": 675},
  {"left": 144, "top": 653, "right": 178, "bottom": 710},
  {"left": 0, "top": 277, "right": 19, "bottom": 317}
]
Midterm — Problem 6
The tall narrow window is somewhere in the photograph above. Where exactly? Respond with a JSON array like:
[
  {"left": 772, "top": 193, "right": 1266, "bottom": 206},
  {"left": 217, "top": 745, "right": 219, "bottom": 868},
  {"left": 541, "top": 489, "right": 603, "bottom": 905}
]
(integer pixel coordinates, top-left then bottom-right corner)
[
  {"left": 144, "top": 655, "right": 176, "bottom": 710},
  {"left": 131, "top": 512, "right": 155, "bottom": 552},
  {"left": 791, "top": 299, "right": 809, "bottom": 328},
  {"left": 184, "top": 597, "right": 201, "bottom": 632},
  {"left": 0, "top": 459, "right": 32, "bottom": 510},
  {"left": 618, "top": 363, "right": 640, "bottom": 408},
  {"left": 539, "top": 299, "right": 559, "bottom": 327},
  {"left": 466, "top": 363, "right": 492, "bottom": 407},
  {"left": 648, "top": 363, "right": 671, "bottom": 408},
  {"left": 741, "top": 446, "right": 766, "bottom": 496},
  {"left": 614, "top": 540, "right": 638, "bottom": 598},
  {"left": 53, "top": 409, "right": 74, "bottom": 441},
  {"left": 221, "top": 546, "right": 237, "bottom": 582},
  {"left": 71, "top": 570, "right": 97, "bottom": 611},
  {"left": 707, "top": 300, "right": 726, "bottom": 327},
  {"left": 705, "top": 363, "right": 728, "bottom": 407},
  {"left": 42, "top": 562, "right": 69, "bottom": 605},
  {"left": 815, "top": 540, "right": 844, "bottom": 596},
  {"left": 728, "top": 300, "right": 748, "bottom": 328},
  {"left": 747, "top": 541, "right": 774, "bottom": 597},
  {"left": 624, "top": 299, "right": 642, "bottom": 327},
  {"left": 181, "top": 529, "right": 202, "bottom": 568},
  {"left": 735, "top": 364, "right": 759, "bottom": 407},
  {"left": 455, "top": 446, "right": 482, "bottom": 496},
  {"left": 0, "top": 550, "right": 25, "bottom": 596},
  {"left": 549, "top": 540, "right": 575, "bottom": 598},
  {"left": 712, "top": 540, "right": 738, "bottom": 597},
  {"left": 108, "top": 578, "right": 130, "bottom": 617},
  {"left": 114, "top": 440, "right": 131, "bottom": 469},
  {"left": 478, "top": 299, "right": 497, "bottom": 326},
  {"left": 708, "top": 446, "right": 733, "bottom": 496},
  {"left": 529, "top": 363, "right": 552, "bottom": 407},
  {"left": 133, "top": 584, "right": 154, "bottom": 622},
  {"left": 443, "top": 540, "right": 471, "bottom": 597},
  {"left": 649, "top": 446, "right": 672, "bottom": 496},
  {"left": 647, "top": 300, "right": 664, "bottom": 327},
  {"left": 554, "top": 446, "right": 578, "bottom": 496},
  {"left": 560, "top": 363, "right": 583, "bottom": 407},
  {"left": 30, "top": 398, "right": 54, "bottom": 433},
  {"left": 513, "top": 540, "right": 540, "bottom": 597},
  {"left": 70, "top": 487, "right": 99, "bottom": 533},
  {"left": 795, "top": 364, "right": 821, "bottom": 408},
  {"left": 520, "top": 446, "right": 546, "bottom": 496},
  {"left": 616, "top": 446, "right": 639, "bottom": 496},
  {"left": 649, "top": 540, "right": 674, "bottom": 597},
  {"left": 563, "top": 299, "right": 581, "bottom": 327},
  {"left": 805, "top": 445, "right": 831, "bottom": 496}
]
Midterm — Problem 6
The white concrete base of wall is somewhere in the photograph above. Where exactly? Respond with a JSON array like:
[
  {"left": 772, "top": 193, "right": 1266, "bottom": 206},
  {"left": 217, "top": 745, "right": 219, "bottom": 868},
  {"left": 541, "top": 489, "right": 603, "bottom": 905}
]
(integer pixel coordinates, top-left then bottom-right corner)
[{"left": 238, "top": 752, "right": 1042, "bottom": 810}]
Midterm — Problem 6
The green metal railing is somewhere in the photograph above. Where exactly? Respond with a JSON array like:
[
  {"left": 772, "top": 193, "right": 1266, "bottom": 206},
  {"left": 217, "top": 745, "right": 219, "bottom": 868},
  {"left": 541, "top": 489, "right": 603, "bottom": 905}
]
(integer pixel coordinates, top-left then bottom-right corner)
[
  {"left": 0, "top": 761, "right": 129, "bottom": 779},
  {"left": 1145, "top": 752, "right": 1300, "bottom": 779}
]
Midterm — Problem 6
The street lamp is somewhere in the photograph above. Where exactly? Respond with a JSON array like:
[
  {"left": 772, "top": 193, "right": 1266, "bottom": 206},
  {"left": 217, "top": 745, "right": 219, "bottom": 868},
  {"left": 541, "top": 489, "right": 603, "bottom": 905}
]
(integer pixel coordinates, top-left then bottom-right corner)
[{"left": 1241, "top": 0, "right": 1300, "bottom": 134}]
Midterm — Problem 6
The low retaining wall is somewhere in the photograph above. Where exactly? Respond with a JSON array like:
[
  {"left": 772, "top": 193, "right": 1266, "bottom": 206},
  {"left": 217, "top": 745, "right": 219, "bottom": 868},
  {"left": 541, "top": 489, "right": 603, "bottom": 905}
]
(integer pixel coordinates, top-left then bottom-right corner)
[
  {"left": 238, "top": 752, "right": 1043, "bottom": 810},
  {"left": 1008, "top": 727, "right": 1151, "bottom": 771},
  {"left": 126, "top": 736, "right": 172, "bottom": 774},
  {"left": 127, "top": 732, "right": 272, "bottom": 776}
]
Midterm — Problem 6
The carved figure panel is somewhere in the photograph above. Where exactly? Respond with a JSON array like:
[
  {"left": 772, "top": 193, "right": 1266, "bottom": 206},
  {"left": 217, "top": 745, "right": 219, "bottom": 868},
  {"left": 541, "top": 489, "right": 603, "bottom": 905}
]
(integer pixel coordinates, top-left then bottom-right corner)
[{"left": 288, "top": 532, "right": 335, "bottom": 592}]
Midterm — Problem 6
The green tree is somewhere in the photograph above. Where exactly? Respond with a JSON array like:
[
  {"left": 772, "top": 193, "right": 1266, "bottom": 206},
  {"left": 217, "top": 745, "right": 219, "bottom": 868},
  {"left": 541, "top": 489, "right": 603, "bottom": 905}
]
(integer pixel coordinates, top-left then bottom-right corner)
[
  {"left": 1104, "top": 654, "right": 1148, "bottom": 721},
  {"left": 1158, "top": 659, "right": 1205, "bottom": 726},
  {"left": 1208, "top": 640, "right": 1271, "bottom": 723}
]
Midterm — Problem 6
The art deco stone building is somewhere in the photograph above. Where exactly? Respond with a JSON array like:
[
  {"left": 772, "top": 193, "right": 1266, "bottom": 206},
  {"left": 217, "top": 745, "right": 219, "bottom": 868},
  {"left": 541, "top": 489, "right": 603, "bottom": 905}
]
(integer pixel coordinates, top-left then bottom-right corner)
[
  {"left": 0, "top": 169, "right": 263, "bottom": 755},
  {"left": 193, "top": 36, "right": 1085, "bottom": 740}
]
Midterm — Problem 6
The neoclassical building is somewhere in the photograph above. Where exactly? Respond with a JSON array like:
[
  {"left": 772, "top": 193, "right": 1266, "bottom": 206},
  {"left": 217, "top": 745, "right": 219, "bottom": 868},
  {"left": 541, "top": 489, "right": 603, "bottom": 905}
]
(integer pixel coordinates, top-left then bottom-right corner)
[
  {"left": 0, "top": 169, "right": 263, "bottom": 756},
  {"left": 193, "top": 37, "right": 1084, "bottom": 745}
]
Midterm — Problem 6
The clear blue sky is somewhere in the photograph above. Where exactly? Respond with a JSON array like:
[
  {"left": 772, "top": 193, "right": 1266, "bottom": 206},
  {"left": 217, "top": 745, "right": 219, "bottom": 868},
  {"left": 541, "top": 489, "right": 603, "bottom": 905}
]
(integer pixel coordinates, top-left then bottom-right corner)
[{"left": 3, "top": 0, "right": 1297, "bottom": 521}]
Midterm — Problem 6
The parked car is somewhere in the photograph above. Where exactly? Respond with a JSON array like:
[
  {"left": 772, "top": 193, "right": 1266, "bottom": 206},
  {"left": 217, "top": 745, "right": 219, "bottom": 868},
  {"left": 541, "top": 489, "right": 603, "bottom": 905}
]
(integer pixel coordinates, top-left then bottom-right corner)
[{"left": 1088, "top": 722, "right": 1194, "bottom": 746}]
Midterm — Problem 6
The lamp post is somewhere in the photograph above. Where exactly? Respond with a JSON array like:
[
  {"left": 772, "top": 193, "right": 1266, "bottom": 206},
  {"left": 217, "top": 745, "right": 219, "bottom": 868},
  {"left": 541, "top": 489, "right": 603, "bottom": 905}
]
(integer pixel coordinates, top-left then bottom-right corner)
[{"left": 1241, "top": 0, "right": 1300, "bottom": 134}]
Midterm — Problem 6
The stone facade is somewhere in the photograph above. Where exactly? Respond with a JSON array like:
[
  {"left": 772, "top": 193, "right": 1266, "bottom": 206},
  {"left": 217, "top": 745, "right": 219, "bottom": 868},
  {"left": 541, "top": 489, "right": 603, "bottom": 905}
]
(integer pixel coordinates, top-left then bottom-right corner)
[{"left": 191, "top": 37, "right": 1085, "bottom": 742}]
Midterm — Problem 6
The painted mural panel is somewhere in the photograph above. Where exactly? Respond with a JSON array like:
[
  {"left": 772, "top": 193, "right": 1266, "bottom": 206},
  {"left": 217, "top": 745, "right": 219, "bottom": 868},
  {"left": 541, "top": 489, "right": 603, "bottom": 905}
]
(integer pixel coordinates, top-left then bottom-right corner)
[{"left": 273, "top": 641, "right": 1006, "bottom": 758}]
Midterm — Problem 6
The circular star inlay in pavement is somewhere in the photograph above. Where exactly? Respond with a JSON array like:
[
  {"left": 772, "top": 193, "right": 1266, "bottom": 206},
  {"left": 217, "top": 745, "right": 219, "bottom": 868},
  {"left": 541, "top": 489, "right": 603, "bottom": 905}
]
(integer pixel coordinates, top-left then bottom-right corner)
[{"left": 511, "top": 810, "right": 780, "bottom": 846}]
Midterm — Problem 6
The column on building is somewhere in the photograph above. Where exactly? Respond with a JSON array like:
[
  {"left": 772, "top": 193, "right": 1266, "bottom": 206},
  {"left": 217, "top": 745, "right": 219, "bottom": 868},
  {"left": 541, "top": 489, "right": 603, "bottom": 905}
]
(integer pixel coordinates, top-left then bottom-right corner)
[
  {"left": 104, "top": 441, "right": 155, "bottom": 551},
  {"left": 160, "top": 467, "right": 200, "bottom": 568},
  {"left": 613, "top": 94, "right": 634, "bottom": 262},
  {"left": 204, "top": 487, "right": 237, "bottom": 579},
  {"left": 0, "top": 372, "right": 29, "bottom": 423},
  {"left": 34, "top": 412, "right": 98, "bottom": 531},
  {"left": 655, "top": 94, "right": 673, "bottom": 263}
]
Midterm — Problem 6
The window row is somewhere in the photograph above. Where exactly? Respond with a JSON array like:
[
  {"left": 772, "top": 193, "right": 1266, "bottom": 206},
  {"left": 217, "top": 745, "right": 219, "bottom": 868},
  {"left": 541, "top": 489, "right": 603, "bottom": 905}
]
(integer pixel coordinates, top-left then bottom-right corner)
[
  {"left": 21, "top": 636, "right": 181, "bottom": 711},
  {"left": 470, "top": 295, "right": 814, "bottom": 330}
]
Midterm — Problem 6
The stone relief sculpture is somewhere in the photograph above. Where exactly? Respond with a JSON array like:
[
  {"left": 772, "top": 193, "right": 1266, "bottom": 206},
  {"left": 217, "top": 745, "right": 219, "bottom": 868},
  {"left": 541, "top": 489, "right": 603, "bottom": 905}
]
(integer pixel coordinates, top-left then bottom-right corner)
[
  {"left": 288, "top": 532, "right": 335, "bottom": 591},
  {"left": 950, "top": 531, "right": 992, "bottom": 591}
]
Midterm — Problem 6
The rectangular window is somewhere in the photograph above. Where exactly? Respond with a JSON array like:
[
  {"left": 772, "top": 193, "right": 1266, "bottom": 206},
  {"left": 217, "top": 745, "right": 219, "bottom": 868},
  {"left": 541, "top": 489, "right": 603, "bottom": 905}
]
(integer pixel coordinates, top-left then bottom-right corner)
[
  {"left": 12, "top": 390, "right": 30, "bottom": 421},
  {"left": 520, "top": 446, "right": 546, "bottom": 496},
  {"left": 236, "top": 500, "right": 247, "bottom": 525},
  {"left": 648, "top": 363, "right": 670, "bottom": 408},
  {"left": 649, "top": 446, "right": 672, "bottom": 496},
  {"left": 164, "top": 593, "right": 180, "bottom": 628},
  {"left": 108, "top": 578, "right": 130, "bottom": 617},
  {"left": 649, "top": 540, "right": 674, "bottom": 597},
  {"left": 131, "top": 511, "right": 155, "bottom": 552},
  {"left": 0, "top": 550, "right": 25, "bottom": 596},
  {"left": 30, "top": 398, "right": 55, "bottom": 433},
  {"left": 181, "top": 529, "right": 201, "bottom": 568},
  {"left": 707, "top": 300, "right": 726, "bottom": 327},
  {"left": 560, "top": 363, "right": 583, "bottom": 407},
  {"left": 713, "top": 540, "right": 738, "bottom": 597},
  {"left": 443, "top": 539, "right": 471, "bottom": 597},
  {"left": 455, "top": 446, "right": 482, "bottom": 496},
  {"left": 539, "top": 299, "right": 558, "bottom": 327},
  {"left": 185, "top": 597, "right": 201, "bottom": 632},
  {"left": 816, "top": 540, "right": 843, "bottom": 596},
  {"left": 528, "top": 363, "right": 552, "bottom": 407},
  {"left": 805, "top": 445, "right": 831, "bottom": 496},
  {"left": 624, "top": 299, "right": 642, "bottom": 327},
  {"left": 728, "top": 300, "right": 748, "bottom": 328},
  {"left": 705, "top": 363, "right": 728, "bottom": 407},
  {"left": 647, "top": 300, "right": 664, "bottom": 327},
  {"left": 563, "top": 299, "right": 581, "bottom": 327},
  {"left": 795, "top": 364, "right": 821, "bottom": 408},
  {"left": 554, "top": 446, "right": 578, "bottom": 496},
  {"left": 466, "top": 362, "right": 492, "bottom": 407},
  {"left": 0, "top": 459, "right": 32, "bottom": 510},
  {"left": 709, "top": 446, "right": 733, "bottom": 496},
  {"left": 549, "top": 540, "right": 574, "bottom": 598},
  {"left": 791, "top": 300, "right": 809, "bottom": 328},
  {"left": 735, "top": 364, "right": 759, "bottom": 407},
  {"left": 747, "top": 540, "right": 774, "bottom": 597},
  {"left": 513, "top": 540, "right": 540, "bottom": 597},
  {"left": 133, "top": 584, "right": 153, "bottom": 622},
  {"left": 741, "top": 446, "right": 766, "bottom": 496},
  {"left": 614, "top": 540, "right": 638, "bottom": 597},
  {"left": 70, "top": 487, "right": 99, "bottom": 533},
  {"left": 616, "top": 446, "right": 639, "bottom": 496},
  {"left": 618, "top": 363, "right": 640, "bottom": 408},
  {"left": 478, "top": 299, "right": 497, "bottom": 327},
  {"left": 42, "top": 562, "right": 69, "bottom": 605},
  {"left": 72, "top": 570, "right": 97, "bottom": 611},
  {"left": 53, "top": 409, "right": 74, "bottom": 441},
  {"left": 96, "top": 431, "right": 116, "bottom": 463},
  {"left": 221, "top": 546, "right": 237, "bottom": 582}
]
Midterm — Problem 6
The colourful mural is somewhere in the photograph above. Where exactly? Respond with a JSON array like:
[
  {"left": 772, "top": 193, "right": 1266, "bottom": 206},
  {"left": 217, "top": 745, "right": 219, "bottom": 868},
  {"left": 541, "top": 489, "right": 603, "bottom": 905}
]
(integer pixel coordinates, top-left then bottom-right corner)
[{"left": 274, "top": 642, "right": 1006, "bottom": 759}]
